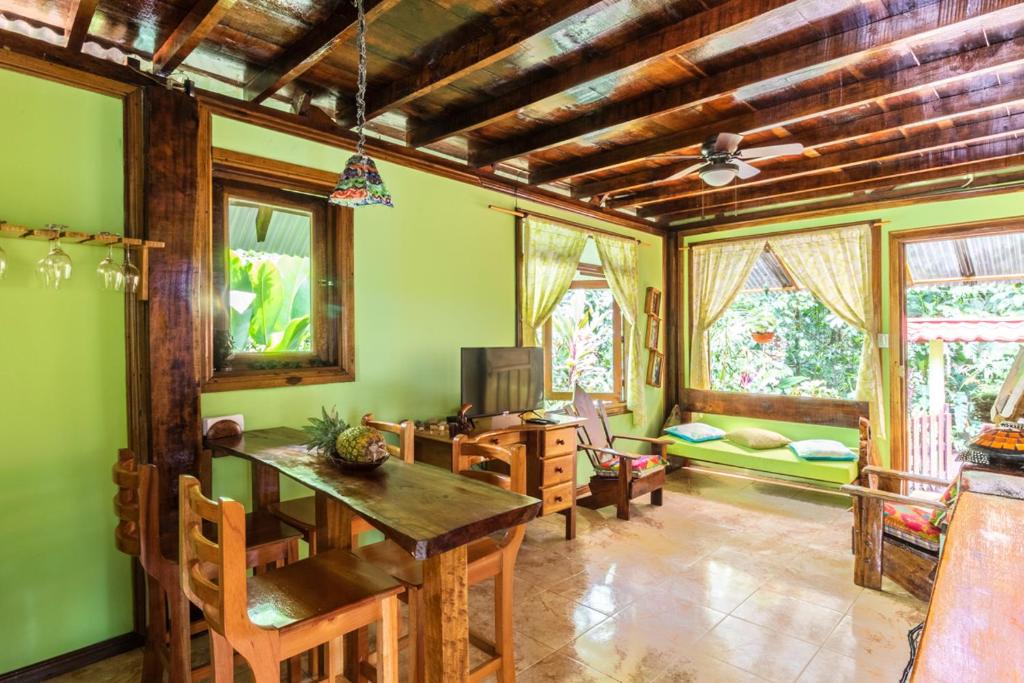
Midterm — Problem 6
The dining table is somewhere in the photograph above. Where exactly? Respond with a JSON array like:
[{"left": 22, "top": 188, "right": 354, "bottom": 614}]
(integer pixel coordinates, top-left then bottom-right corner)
[{"left": 202, "top": 426, "right": 542, "bottom": 683}]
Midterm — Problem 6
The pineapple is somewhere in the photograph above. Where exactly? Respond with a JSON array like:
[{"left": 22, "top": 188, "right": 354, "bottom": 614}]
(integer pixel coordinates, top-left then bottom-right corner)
[
  {"left": 335, "top": 426, "right": 389, "bottom": 464},
  {"left": 302, "top": 407, "right": 349, "bottom": 456}
]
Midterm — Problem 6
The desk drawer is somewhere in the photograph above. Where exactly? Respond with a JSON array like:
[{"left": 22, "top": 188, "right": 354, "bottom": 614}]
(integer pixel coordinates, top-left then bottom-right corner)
[
  {"left": 541, "top": 453, "right": 574, "bottom": 486},
  {"left": 544, "top": 428, "right": 576, "bottom": 457},
  {"left": 479, "top": 431, "right": 524, "bottom": 448},
  {"left": 541, "top": 481, "right": 574, "bottom": 514}
]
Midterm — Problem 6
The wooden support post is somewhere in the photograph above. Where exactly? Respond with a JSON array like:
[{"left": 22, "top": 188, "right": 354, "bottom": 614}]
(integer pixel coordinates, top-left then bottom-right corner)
[
  {"left": 422, "top": 545, "right": 469, "bottom": 683},
  {"left": 855, "top": 497, "right": 885, "bottom": 590}
]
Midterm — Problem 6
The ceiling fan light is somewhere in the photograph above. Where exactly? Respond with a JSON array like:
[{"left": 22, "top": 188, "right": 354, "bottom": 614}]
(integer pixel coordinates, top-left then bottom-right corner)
[{"left": 700, "top": 162, "right": 738, "bottom": 187}]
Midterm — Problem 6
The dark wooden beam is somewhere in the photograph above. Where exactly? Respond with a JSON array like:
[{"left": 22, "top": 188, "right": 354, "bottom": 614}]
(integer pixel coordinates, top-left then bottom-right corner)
[
  {"left": 665, "top": 166, "right": 1024, "bottom": 232},
  {"left": 576, "top": 77, "right": 1024, "bottom": 200},
  {"left": 152, "top": 0, "right": 238, "bottom": 75},
  {"left": 631, "top": 112, "right": 1024, "bottom": 213},
  {"left": 357, "top": 0, "right": 606, "bottom": 125},
  {"left": 647, "top": 151, "right": 1024, "bottom": 220},
  {"left": 529, "top": 34, "right": 1024, "bottom": 186},
  {"left": 407, "top": 0, "right": 828, "bottom": 147},
  {"left": 470, "top": 0, "right": 1024, "bottom": 169},
  {"left": 63, "top": 0, "right": 99, "bottom": 52},
  {"left": 244, "top": 0, "right": 400, "bottom": 104}
]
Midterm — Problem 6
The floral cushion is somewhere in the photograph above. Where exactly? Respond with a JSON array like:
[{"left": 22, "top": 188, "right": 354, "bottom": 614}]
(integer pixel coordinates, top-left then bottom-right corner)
[
  {"left": 927, "top": 480, "right": 959, "bottom": 530},
  {"left": 883, "top": 502, "right": 941, "bottom": 551},
  {"left": 593, "top": 454, "right": 665, "bottom": 478}
]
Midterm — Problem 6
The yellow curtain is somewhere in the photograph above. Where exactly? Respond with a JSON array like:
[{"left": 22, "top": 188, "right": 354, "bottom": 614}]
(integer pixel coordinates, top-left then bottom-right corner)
[
  {"left": 520, "top": 216, "right": 587, "bottom": 346},
  {"left": 768, "top": 224, "right": 884, "bottom": 437},
  {"left": 690, "top": 239, "right": 766, "bottom": 390},
  {"left": 594, "top": 235, "right": 646, "bottom": 427}
]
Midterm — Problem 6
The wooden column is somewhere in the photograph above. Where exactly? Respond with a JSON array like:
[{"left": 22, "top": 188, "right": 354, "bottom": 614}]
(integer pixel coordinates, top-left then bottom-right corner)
[
  {"left": 126, "top": 85, "right": 209, "bottom": 517},
  {"left": 664, "top": 231, "right": 680, "bottom": 412},
  {"left": 422, "top": 546, "right": 469, "bottom": 683}
]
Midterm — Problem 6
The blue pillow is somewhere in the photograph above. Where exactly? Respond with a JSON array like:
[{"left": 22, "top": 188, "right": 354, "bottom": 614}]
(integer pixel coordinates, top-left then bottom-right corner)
[
  {"left": 789, "top": 439, "right": 856, "bottom": 461},
  {"left": 665, "top": 422, "right": 725, "bottom": 443}
]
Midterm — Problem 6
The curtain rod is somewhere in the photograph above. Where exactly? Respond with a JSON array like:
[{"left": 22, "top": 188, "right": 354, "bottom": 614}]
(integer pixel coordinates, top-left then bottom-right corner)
[{"left": 488, "top": 205, "right": 644, "bottom": 245}]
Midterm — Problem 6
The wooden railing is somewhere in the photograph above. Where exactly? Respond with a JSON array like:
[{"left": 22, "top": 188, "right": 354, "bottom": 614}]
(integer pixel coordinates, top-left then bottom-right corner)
[{"left": 908, "top": 405, "right": 958, "bottom": 482}]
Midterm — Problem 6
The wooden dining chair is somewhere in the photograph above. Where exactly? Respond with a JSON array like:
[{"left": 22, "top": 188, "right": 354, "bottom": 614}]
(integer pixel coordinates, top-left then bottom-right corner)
[
  {"left": 271, "top": 414, "right": 414, "bottom": 554},
  {"left": 112, "top": 449, "right": 303, "bottom": 682},
  {"left": 352, "top": 439, "right": 528, "bottom": 683},
  {"left": 571, "top": 386, "right": 671, "bottom": 520},
  {"left": 178, "top": 474, "right": 404, "bottom": 683}
]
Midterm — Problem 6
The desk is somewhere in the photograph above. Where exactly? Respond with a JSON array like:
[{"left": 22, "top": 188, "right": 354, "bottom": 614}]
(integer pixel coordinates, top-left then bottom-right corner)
[
  {"left": 205, "top": 427, "right": 541, "bottom": 683},
  {"left": 414, "top": 415, "right": 585, "bottom": 540}
]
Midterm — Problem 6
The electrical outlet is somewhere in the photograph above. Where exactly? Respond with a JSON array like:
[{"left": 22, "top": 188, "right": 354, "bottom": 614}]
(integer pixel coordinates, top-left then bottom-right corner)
[{"left": 877, "top": 333, "right": 889, "bottom": 348}]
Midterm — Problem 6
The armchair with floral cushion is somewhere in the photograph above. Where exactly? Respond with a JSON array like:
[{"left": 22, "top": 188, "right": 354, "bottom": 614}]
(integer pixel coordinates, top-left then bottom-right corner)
[{"left": 842, "top": 466, "right": 960, "bottom": 601}]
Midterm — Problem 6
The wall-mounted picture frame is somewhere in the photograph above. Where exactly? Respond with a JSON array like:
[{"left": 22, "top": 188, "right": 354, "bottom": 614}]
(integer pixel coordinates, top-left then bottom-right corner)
[
  {"left": 647, "top": 350, "right": 664, "bottom": 388},
  {"left": 645, "top": 316, "right": 660, "bottom": 350},
  {"left": 644, "top": 287, "right": 662, "bottom": 317}
]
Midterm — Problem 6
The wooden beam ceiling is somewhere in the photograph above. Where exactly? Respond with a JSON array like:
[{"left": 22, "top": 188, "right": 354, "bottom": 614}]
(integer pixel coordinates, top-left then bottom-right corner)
[
  {"left": 529, "top": 34, "right": 1024, "bottom": 187},
  {"left": 152, "top": 0, "right": 238, "bottom": 76},
  {"left": 623, "top": 110, "right": 1024, "bottom": 213},
  {"left": 354, "top": 0, "right": 607, "bottom": 126},
  {"left": 470, "top": 0, "right": 1024, "bottom": 169},
  {"left": 63, "top": 0, "right": 99, "bottom": 52},
  {"left": 244, "top": 0, "right": 400, "bottom": 104},
  {"left": 407, "top": 0, "right": 829, "bottom": 148}
]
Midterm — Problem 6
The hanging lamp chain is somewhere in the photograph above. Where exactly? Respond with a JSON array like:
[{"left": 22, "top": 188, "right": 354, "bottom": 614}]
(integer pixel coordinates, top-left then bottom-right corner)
[{"left": 354, "top": 0, "right": 368, "bottom": 160}]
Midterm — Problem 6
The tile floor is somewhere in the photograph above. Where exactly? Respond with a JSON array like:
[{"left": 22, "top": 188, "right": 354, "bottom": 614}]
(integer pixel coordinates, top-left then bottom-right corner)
[{"left": 54, "top": 468, "right": 926, "bottom": 682}]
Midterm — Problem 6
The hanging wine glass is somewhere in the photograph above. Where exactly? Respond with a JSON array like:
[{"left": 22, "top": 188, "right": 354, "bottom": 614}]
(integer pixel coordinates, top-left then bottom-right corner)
[
  {"left": 121, "top": 247, "right": 140, "bottom": 295},
  {"left": 97, "top": 243, "right": 123, "bottom": 290},
  {"left": 37, "top": 228, "right": 73, "bottom": 289}
]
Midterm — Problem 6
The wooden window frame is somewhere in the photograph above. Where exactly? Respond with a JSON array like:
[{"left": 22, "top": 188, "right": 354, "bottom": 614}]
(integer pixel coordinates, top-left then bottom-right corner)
[
  {"left": 201, "top": 151, "right": 355, "bottom": 392},
  {"left": 543, "top": 277, "right": 625, "bottom": 405}
]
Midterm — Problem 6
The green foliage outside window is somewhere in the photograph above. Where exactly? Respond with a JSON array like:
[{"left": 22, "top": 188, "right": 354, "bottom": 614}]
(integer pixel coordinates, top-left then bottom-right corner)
[
  {"left": 228, "top": 250, "right": 312, "bottom": 353},
  {"left": 550, "top": 287, "right": 616, "bottom": 395},
  {"left": 709, "top": 289, "right": 864, "bottom": 399}
]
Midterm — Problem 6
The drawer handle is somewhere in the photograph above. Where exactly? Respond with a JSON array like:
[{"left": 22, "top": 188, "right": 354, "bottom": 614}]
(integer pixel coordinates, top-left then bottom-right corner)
[
  {"left": 554, "top": 466, "right": 564, "bottom": 474},
  {"left": 554, "top": 495, "right": 563, "bottom": 503},
  {"left": 555, "top": 438, "right": 565, "bottom": 445},
  {"left": 490, "top": 438, "right": 499, "bottom": 444}
]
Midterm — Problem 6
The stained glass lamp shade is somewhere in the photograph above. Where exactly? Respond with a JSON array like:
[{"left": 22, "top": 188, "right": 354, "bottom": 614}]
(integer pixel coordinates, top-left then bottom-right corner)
[{"left": 329, "top": 155, "right": 393, "bottom": 208}]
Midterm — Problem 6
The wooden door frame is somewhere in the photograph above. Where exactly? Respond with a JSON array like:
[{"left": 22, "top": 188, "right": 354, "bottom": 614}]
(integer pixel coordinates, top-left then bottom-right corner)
[{"left": 888, "top": 215, "right": 1024, "bottom": 471}]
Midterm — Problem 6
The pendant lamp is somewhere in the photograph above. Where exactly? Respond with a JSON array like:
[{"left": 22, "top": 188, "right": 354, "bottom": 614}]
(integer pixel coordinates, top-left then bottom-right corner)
[{"left": 329, "top": 0, "right": 394, "bottom": 208}]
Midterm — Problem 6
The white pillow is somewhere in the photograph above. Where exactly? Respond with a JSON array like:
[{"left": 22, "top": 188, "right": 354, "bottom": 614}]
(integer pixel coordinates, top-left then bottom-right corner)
[
  {"left": 664, "top": 422, "right": 725, "bottom": 443},
  {"left": 788, "top": 439, "right": 856, "bottom": 461}
]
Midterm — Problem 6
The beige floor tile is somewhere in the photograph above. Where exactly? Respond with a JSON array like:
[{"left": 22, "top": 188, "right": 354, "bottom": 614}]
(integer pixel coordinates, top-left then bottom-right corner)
[
  {"left": 517, "top": 652, "right": 618, "bottom": 682},
  {"left": 667, "top": 558, "right": 765, "bottom": 613},
  {"left": 560, "top": 601, "right": 726, "bottom": 682},
  {"left": 796, "top": 647, "right": 904, "bottom": 683},
  {"left": 513, "top": 587, "right": 609, "bottom": 650},
  {"left": 760, "top": 573, "right": 863, "bottom": 614},
  {"left": 653, "top": 654, "right": 769, "bottom": 682},
  {"left": 732, "top": 588, "right": 844, "bottom": 645},
  {"left": 697, "top": 616, "right": 819, "bottom": 683}
]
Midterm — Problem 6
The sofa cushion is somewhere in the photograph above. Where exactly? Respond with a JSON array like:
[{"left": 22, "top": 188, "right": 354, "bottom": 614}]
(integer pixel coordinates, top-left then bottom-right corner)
[
  {"left": 884, "top": 502, "right": 941, "bottom": 552},
  {"left": 664, "top": 422, "right": 725, "bottom": 443},
  {"left": 727, "top": 427, "right": 790, "bottom": 450},
  {"left": 789, "top": 439, "right": 857, "bottom": 461},
  {"left": 592, "top": 454, "right": 666, "bottom": 479},
  {"left": 928, "top": 479, "right": 960, "bottom": 530},
  {"left": 664, "top": 436, "right": 858, "bottom": 485}
]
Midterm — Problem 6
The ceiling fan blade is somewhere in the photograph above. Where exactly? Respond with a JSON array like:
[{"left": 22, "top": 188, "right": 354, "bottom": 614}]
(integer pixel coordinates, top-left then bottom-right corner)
[
  {"left": 666, "top": 161, "right": 710, "bottom": 181},
  {"left": 734, "top": 159, "right": 761, "bottom": 179},
  {"left": 714, "top": 132, "right": 743, "bottom": 153},
  {"left": 652, "top": 154, "right": 703, "bottom": 160},
  {"left": 738, "top": 142, "right": 805, "bottom": 159}
]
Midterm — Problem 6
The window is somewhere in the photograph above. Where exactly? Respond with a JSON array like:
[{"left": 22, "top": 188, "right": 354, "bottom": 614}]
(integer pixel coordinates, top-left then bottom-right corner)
[
  {"left": 707, "top": 248, "right": 864, "bottom": 399},
  {"left": 203, "top": 155, "right": 354, "bottom": 391},
  {"left": 543, "top": 261, "right": 624, "bottom": 404}
]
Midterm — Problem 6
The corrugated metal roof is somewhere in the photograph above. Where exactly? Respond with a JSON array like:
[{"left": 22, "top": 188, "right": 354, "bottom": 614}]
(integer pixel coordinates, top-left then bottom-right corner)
[
  {"left": 907, "top": 318, "right": 1024, "bottom": 343},
  {"left": 907, "top": 232, "right": 1024, "bottom": 285},
  {"left": 229, "top": 202, "right": 311, "bottom": 258},
  {"left": 743, "top": 250, "right": 795, "bottom": 291}
]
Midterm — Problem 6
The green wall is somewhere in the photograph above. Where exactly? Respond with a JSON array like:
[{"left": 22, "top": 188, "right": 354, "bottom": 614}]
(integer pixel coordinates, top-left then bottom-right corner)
[
  {"left": 681, "top": 192, "right": 1024, "bottom": 466},
  {"left": 204, "top": 117, "right": 665, "bottom": 502},
  {"left": 0, "top": 70, "right": 131, "bottom": 672}
]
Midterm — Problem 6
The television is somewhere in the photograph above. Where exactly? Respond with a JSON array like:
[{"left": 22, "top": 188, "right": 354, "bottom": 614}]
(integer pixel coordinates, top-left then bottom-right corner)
[{"left": 461, "top": 347, "right": 544, "bottom": 418}]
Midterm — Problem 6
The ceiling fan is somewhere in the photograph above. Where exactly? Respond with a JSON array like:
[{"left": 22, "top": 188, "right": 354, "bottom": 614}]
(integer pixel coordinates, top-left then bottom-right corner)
[{"left": 658, "top": 133, "right": 805, "bottom": 187}]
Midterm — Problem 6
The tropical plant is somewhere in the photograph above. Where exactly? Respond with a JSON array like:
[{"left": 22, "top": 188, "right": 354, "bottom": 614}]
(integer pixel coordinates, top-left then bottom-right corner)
[
  {"left": 228, "top": 250, "right": 312, "bottom": 354},
  {"left": 550, "top": 288, "right": 616, "bottom": 395}
]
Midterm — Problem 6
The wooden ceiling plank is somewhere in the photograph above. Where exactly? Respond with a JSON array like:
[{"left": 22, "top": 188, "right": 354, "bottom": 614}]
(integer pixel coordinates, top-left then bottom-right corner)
[
  {"left": 64, "top": 0, "right": 99, "bottom": 53},
  {"left": 359, "top": 0, "right": 607, "bottom": 125},
  {"left": 631, "top": 113, "right": 1024, "bottom": 214},
  {"left": 470, "top": 0, "right": 1024, "bottom": 169},
  {"left": 407, "top": 0, "right": 809, "bottom": 148},
  {"left": 529, "top": 33, "right": 1024, "bottom": 186},
  {"left": 152, "top": 0, "right": 239, "bottom": 76},
  {"left": 654, "top": 150, "right": 1024, "bottom": 219},
  {"left": 665, "top": 165, "right": 1024, "bottom": 232},
  {"left": 244, "top": 0, "right": 400, "bottom": 104}
]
